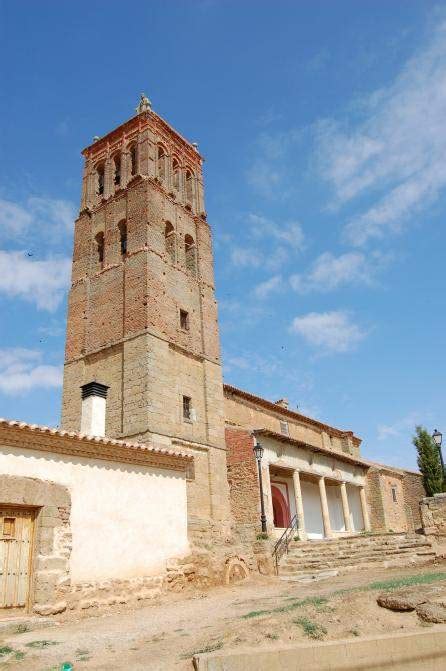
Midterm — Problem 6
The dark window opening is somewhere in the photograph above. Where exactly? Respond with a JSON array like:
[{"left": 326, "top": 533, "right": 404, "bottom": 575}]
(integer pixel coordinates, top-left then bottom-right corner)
[
  {"left": 95, "top": 232, "right": 105, "bottom": 266},
  {"left": 180, "top": 309, "right": 189, "bottom": 331},
  {"left": 173, "top": 158, "right": 180, "bottom": 191},
  {"left": 96, "top": 164, "right": 105, "bottom": 196},
  {"left": 185, "top": 234, "right": 196, "bottom": 273},
  {"left": 185, "top": 169, "right": 193, "bottom": 205},
  {"left": 119, "top": 220, "right": 127, "bottom": 256},
  {"left": 391, "top": 486, "right": 397, "bottom": 503},
  {"left": 165, "top": 221, "right": 176, "bottom": 263},
  {"left": 183, "top": 395, "right": 192, "bottom": 421},
  {"left": 130, "top": 144, "right": 137, "bottom": 176},
  {"left": 114, "top": 155, "right": 121, "bottom": 186},
  {"left": 158, "top": 145, "right": 166, "bottom": 181}
]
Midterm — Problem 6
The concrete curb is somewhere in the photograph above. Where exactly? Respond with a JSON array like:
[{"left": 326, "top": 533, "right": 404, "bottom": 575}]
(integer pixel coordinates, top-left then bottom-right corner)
[{"left": 193, "top": 626, "right": 446, "bottom": 670}]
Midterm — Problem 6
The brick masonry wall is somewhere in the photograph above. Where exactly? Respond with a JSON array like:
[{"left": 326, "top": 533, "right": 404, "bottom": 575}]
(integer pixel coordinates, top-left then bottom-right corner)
[
  {"left": 225, "top": 427, "right": 259, "bottom": 525},
  {"left": 61, "top": 111, "right": 230, "bottom": 530}
]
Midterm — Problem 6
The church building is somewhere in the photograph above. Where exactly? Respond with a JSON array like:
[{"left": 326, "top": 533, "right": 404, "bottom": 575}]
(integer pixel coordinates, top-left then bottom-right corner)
[{"left": 0, "top": 96, "right": 431, "bottom": 618}]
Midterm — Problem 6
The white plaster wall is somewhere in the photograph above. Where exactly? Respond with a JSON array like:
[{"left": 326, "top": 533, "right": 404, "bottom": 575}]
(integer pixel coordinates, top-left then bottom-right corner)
[
  {"left": 327, "top": 485, "right": 345, "bottom": 532},
  {"left": 0, "top": 445, "right": 189, "bottom": 583},
  {"left": 347, "top": 484, "right": 365, "bottom": 532},
  {"left": 301, "top": 480, "right": 324, "bottom": 539},
  {"left": 261, "top": 438, "right": 366, "bottom": 487}
]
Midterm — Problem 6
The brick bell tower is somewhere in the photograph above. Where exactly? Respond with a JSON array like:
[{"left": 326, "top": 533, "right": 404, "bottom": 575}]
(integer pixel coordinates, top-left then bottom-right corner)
[{"left": 61, "top": 94, "right": 230, "bottom": 529}]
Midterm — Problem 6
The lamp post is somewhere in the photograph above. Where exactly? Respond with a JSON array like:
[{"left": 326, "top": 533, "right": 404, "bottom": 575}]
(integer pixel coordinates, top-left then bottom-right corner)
[
  {"left": 253, "top": 438, "right": 267, "bottom": 533},
  {"left": 432, "top": 429, "right": 444, "bottom": 478}
]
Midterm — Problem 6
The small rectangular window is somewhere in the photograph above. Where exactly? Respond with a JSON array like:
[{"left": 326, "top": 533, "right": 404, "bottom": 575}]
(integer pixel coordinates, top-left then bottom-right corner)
[
  {"left": 180, "top": 309, "right": 189, "bottom": 331},
  {"left": 391, "top": 486, "right": 397, "bottom": 503},
  {"left": 280, "top": 420, "right": 289, "bottom": 436},
  {"left": 183, "top": 396, "right": 192, "bottom": 421},
  {"left": 3, "top": 517, "right": 15, "bottom": 537}
]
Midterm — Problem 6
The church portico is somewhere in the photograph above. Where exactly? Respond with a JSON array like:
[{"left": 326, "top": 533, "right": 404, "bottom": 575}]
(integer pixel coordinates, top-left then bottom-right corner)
[{"left": 255, "top": 430, "right": 370, "bottom": 541}]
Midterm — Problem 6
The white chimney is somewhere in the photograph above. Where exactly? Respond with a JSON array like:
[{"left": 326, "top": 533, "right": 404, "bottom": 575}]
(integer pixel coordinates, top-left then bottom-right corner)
[{"left": 80, "top": 382, "right": 109, "bottom": 437}]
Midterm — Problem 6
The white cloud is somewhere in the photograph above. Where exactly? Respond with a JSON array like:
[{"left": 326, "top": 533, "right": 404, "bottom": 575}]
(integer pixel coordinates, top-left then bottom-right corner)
[
  {"left": 248, "top": 213, "right": 305, "bottom": 252},
  {"left": 290, "top": 310, "right": 366, "bottom": 353},
  {"left": 0, "top": 348, "right": 62, "bottom": 396},
  {"left": 230, "top": 246, "right": 263, "bottom": 268},
  {"left": 0, "top": 196, "right": 75, "bottom": 242},
  {"left": 290, "top": 250, "right": 390, "bottom": 293},
  {"left": 315, "top": 18, "right": 446, "bottom": 245},
  {"left": 0, "top": 250, "right": 71, "bottom": 311},
  {"left": 377, "top": 412, "right": 425, "bottom": 441},
  {"left": 253, "top": 275, "right": 283, "bottom": 300}
]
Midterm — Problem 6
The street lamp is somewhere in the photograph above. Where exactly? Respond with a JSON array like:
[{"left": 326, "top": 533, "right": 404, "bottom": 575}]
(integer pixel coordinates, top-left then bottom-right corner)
[
  {"left": 432, "top": 429, "right": 444, "bottom": 477},
  {"left": 253, "top": 438, "right": 267, "bottom": 533}
]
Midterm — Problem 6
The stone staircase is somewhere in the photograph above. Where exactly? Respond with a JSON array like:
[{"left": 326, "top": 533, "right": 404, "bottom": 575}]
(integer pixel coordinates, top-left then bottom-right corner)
[{"left": 278, "top": 533, "right": 437, "bottom": 581}]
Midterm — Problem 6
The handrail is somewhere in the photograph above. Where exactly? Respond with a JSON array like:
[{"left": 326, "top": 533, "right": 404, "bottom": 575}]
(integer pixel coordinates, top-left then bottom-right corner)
[{"left": 272, "top": 514, "right": 299, "bottom": 575}]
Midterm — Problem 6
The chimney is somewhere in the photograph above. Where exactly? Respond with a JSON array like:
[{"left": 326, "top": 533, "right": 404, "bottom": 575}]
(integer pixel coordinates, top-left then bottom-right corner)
[
  {"left": 80, "top": 382, "right": 109, "bottom": 437},
  {"left": 275, "top": 398, "right": 289, "bottom": 409}
]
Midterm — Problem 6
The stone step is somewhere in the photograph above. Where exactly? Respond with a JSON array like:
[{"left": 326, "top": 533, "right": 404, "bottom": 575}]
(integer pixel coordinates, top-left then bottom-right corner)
[
  {"left": 277, "top": 533, "right": 437, "bottom": 577},
  {"left": 280, "top": 550, "right": 437, "bottom": 573},
  {"left": 286, "top": 545, "right": 433, "bottom": 562}
]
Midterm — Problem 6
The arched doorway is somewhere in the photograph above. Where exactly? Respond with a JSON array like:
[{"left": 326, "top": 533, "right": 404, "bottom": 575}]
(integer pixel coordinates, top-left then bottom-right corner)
[{"left": 271, "top": 484, "right": 291, "bottom": 528}]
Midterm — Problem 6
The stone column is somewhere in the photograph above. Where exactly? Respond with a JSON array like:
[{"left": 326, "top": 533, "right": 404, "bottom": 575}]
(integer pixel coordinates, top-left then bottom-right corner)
[
  {"left": 292, "top": 470, "right": 307, "bottom": 540},
  {"left": 340, "top": 482, "right": 352, "bottom": 533},
  {"left": 359, "top": 486, "right": 371, "bottom": 531},
  {"left": 318, "top": 476, "right": 333, "bottom": 538}
]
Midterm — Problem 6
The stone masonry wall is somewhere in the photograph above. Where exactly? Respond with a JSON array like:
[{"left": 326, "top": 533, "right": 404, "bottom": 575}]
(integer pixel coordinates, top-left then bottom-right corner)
[
  {"left": 420, "top": 493, "right": 446, "bottom": 538},
  {"left": 0, "top": 474, "right": 72, "bottom": 616},
  {"left": 365, "top": 467, "right": 425, "bottom": 534},
  {"left": 224, "top": 393, "right": 359, "bottom": 458},
  {"left": 402, "top": 471, "right": 425, "bottom": 531}
]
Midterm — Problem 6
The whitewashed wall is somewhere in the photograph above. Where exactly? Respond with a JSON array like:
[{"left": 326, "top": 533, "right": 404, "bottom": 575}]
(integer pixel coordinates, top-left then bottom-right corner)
[{"left": 0, "top": 444, "right": 189, "bottom": 583}]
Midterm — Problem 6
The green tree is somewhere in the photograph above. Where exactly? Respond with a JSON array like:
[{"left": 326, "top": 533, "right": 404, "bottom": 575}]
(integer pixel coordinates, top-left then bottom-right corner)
[{"left": 413, "top": 426, "right": 444, "bottom": 496}]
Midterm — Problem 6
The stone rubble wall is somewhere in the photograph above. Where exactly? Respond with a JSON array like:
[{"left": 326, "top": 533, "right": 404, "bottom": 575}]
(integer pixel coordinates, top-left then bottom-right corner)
[{"left": 420, "top": 492, "right": 446, "bottom": 538}]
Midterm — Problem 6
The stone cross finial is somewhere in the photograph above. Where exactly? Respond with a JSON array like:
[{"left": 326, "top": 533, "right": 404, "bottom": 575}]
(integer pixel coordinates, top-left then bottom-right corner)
[{"left": 136, "top": 93, "right": 152, "bottom": 115}]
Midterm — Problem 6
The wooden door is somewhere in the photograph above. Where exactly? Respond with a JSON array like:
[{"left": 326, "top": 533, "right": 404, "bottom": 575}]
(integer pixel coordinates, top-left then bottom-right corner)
[{"left": 0, "top": 507, "right": 34, "bottom": 611}]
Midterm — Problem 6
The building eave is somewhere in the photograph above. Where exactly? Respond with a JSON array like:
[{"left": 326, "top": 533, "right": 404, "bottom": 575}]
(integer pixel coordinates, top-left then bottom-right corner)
[
  {"left": 253, "top": 428, "right": 370, "bottom": 469},
  {"left": 0, "top": 418, "right": 192, "bottom": 472}
]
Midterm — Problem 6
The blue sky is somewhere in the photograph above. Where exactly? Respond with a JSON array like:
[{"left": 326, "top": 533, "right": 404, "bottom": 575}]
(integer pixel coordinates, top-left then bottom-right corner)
[{"left": 0, "top": 1, "right": 445, "bottom": 470}]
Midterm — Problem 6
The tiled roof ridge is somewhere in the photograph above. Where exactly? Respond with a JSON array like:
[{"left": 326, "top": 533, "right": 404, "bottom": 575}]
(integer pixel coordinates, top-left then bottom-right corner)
[
  {"left": 224, "top": 383, "right": 361, "bottom": 444},
  {"left": 0, "top": 417, "right": 192, "bottom": 461}
]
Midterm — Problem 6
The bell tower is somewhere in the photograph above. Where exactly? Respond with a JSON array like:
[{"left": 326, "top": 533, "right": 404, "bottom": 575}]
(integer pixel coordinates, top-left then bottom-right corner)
[{"left": 61, "top": 95, "right": 230, "bottom": 527}]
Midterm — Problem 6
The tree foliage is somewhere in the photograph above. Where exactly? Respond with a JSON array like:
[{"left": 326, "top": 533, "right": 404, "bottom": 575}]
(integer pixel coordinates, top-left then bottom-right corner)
[{"left": 413, "top": 425, "right": 444, "bottom": 496}]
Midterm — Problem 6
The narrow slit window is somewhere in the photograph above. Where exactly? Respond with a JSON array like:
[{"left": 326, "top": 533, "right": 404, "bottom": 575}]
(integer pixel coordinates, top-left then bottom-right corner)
[
  {"left": 95, "top": 231, "right": 104, "bottom": 266},
  {"left": 114, "top": 155, "right": 121, "bottom": 186},
  {"left": 164, "top": 222, "right": 176, "bottom": 263},
  {"left": 158, "top": 145, "right": 167, "bottom": 181},
  {"left": 172, "top": 157, "right": 180, "bottom": 191},
  {"left": 130, "top": 144, "right": 137, "bottom": 176},
  {"left": 183, "top": 395, "right": 192, "bottom": 421},
  {"left": 119, "top": 220, "right": 127, "bottom": 256},
  {"left": 184, "top": 234, "right": 196, "bottom": 273},
  {"left": 96, "top": 164, "right": 105, "bottom": 196},
  {"left": 180, "top": 309, "right": 189, "bottom": 331},
  {"left": 185, "top": 169, "right": 193, "bottom": 206},
  {"left": 391, "top": 486, "right": 397, "bottom": 503}
]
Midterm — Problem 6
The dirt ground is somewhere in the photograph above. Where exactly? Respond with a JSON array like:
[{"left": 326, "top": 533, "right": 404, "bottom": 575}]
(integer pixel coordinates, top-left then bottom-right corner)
[{"left": 1, "top": 561, "right": 446, "bottom": 671}]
